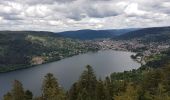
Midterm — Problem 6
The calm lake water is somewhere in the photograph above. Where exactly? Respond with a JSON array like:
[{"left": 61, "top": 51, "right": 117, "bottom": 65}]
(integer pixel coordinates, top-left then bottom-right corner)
[{"left": 0, "top": 50, "right": 140, "bottom": 98}]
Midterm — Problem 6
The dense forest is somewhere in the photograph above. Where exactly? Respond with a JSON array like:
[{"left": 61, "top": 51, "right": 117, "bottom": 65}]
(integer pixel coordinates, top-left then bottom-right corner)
[
  {"left": 116, "top": 26, "right": 170, "bottom": 42},
  {"left": 57, "top": 29, "right": 136, "bottom": 40},
  {"left": 0, "top": 31, "right": 99, "bottom": 72},
  {"left": 3, "top": 49, "right": 170, "bottom": 100}
]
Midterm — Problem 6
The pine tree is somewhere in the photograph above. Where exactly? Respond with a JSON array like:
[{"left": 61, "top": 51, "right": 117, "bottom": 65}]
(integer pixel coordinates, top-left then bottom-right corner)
[
  {"left": 104, "top": 77, "right": 113, "bottom": 100},
  {"left": 11, "top": 80, "right": 25, "bottom": 100},
  {"left": 68, "top": 83, "right": 79, "bottom": 100},
  {"left": 42, "top": 73, "right": 66, "bottom": 100},
  {"left": 78, "top": 65, "right": 97, "bottom": 100},
  {"left": 95, "top": 79, "right": 106, "bottom": 100},
  {"left": 68, "top": 65, "right": 97, "bottom": 100},
  {"left": 76, "top": 89, "right": 88, "bottom": 100},
  {"left": 3, "top": 80, "right": 33, "bottom": 100}
]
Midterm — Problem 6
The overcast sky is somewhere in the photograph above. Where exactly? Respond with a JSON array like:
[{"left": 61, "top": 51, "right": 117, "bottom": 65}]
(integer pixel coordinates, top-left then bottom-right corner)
[{"left": 0, "top": 0, "right": 170, "bottom": 32}]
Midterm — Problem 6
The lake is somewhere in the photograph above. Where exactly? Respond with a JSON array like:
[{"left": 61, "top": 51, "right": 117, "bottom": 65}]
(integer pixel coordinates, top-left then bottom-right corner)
[{"left": 0, "top": 50, "right": 140, "bottom": 98}]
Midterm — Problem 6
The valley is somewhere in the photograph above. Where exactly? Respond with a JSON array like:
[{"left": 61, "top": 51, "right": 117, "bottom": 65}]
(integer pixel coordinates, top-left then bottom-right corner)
[
  {"left": 1, "top": 0, "right": 170, "bottom": 99},
  {"left": 0, "top": 26, "right": 170, "bottom": 72},
  {"left": 0, "top": 26, "right": 170, "bottom": 100}
]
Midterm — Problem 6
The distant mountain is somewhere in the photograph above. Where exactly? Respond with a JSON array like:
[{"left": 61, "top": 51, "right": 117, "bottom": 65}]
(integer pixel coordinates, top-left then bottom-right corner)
[
  {"left": 57, "top": 29, "right": 137, "bottom": 40},
  {"left": 116, "top": 26, "right": 170, "bottom": 42}
]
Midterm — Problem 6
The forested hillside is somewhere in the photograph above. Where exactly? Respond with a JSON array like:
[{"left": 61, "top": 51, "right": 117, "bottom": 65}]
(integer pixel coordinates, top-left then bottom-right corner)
[
  {"left": 0, "top": 31, "right": 99, "bottom": 72},
  {"left": 57, "top": 29, "right": 136, "bottom": 40},
  {"left": 116, "top": 26, "right": 170, "bottom": 42}
]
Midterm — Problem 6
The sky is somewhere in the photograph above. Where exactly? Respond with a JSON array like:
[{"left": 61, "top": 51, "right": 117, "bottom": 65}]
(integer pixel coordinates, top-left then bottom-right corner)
[{"left": 0, "top": 0, "right": 170, "bottom": 32}]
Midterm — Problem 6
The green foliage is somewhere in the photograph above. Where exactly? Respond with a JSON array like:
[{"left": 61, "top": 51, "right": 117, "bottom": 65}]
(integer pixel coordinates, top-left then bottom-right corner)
[
  {"left": 0, "top": 31, "right": 99, "bottom": 72},
  {"left": 3, "top": 80, "right": 33, "bottom": 100},
  {"left": 104, "top": 77, "right": 114, "bottom": 100},
  {"left": 145, "top": 50, "right": 170, "bottom": 68},
  {"left": 114, "top": 84, "right": 140, "bottom": 100},
  {"left": 68, "top": 65, "right": 97, "bottom": 100},
  {"left": 11, "top": 80, "right": 25, "bottom": 100},
  {"left": 42, "top": 73, "right": 66, "bottom": 100},
  {"left": 95, "top": 79, "right": 106, "bottom": 100}
]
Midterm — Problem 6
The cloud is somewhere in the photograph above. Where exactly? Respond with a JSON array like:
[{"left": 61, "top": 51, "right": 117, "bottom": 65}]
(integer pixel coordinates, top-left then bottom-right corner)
[
  {"left": 0, "top": 0, "right": 169, "bottom": 32},
  {"left": 25, "top": 5, "right": 53, "bottom": 18},
  {"left": 124, "top": 3, "right": 147, "bottom": 16}
]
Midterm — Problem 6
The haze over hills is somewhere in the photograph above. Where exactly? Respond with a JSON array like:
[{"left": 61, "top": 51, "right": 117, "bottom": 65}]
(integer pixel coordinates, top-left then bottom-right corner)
[
  {"left": 57, "top": 28, "right": 138, "bottom": 40},
  {"left": 56, "top": 26, "right": 170, "bottom": 42},
  {"left": 2, "top": 26, "right": 170, "bottom": 41}
]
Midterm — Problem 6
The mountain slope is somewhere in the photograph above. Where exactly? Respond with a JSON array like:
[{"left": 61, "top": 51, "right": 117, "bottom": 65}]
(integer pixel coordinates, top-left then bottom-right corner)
[
  {"left": 0, "top": 31, "right": 99, "bottom": 72},
  {"left": 57, "top": 29, "right": 137, "bottom": 40},
  {"left": 116, "top": 26, "right": 170, "bottom": 42}
]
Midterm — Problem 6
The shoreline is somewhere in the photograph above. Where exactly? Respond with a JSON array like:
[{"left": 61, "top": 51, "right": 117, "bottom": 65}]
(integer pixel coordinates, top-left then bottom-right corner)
[
  {"left": 0, "top": 49, "right": 139, "bottom": 73},
  {"left": 0, "top": 50, "right": 98, "bottom": 73}
]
